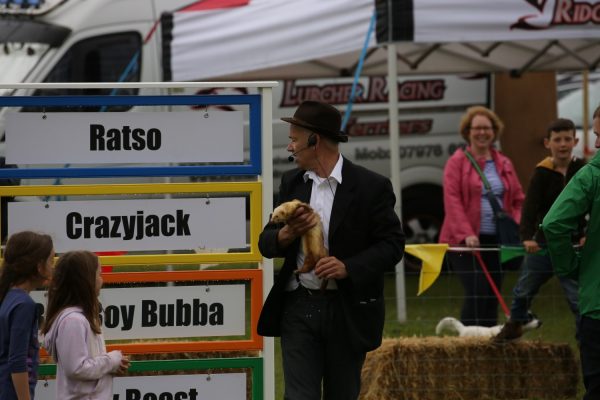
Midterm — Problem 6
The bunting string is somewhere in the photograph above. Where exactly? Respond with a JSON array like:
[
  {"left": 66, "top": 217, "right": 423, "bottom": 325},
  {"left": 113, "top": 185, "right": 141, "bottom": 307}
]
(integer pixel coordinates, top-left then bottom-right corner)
[{"left": 406, "top": 244, "right": 564, "bottom": 296}]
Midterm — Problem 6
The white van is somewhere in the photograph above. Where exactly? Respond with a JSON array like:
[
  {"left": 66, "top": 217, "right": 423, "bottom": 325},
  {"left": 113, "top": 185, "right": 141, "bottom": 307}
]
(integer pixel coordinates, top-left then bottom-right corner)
[{"left": 0, "top": 0, "right": 490, "bottom": 245}]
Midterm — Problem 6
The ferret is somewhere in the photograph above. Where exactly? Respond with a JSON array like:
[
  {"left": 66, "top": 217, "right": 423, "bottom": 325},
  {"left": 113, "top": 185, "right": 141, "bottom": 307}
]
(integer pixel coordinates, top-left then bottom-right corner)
[{"left": 270, "top": 199, "right": 328, "bottom": 274}]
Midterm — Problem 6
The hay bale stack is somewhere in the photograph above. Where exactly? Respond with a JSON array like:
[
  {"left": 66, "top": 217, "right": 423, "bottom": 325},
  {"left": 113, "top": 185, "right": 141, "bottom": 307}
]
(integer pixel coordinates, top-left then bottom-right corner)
[{"left": 360, "top": 337, "right": 578, "bottom": 400}]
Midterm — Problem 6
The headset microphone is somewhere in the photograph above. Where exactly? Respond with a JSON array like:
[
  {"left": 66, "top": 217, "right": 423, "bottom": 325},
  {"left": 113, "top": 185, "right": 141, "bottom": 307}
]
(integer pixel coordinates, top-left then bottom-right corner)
[
  {"left": 288, "top": 134, "right": 317, "bottom": 162},
  {"left": 287, "top": 147, "right": 311, "bottom": 162}
]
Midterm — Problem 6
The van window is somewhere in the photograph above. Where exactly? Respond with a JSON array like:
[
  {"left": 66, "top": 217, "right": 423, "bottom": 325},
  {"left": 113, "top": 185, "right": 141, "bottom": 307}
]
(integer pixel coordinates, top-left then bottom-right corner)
[{"left": 24, "top": 32, "right": 142, "bottom": 112}]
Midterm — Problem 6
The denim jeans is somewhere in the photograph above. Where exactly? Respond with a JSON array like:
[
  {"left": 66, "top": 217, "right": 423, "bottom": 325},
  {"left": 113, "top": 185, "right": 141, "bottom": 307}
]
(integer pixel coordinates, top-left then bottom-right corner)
[{"left": 510, "top": 253, "right": 579, "bottom": 324}]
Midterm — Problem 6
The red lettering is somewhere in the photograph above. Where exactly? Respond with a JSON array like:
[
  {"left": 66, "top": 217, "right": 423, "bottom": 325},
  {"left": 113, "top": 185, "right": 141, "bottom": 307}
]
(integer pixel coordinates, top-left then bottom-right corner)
[
  {"left": 553, "top": 0, "right": 600, "bottom": 24},
  {"left": 280, "top": 80, "right": 300, "bottom": 108},
  {"left": 575, "top": 3, "right": 592, "bottom": 22},
  {"left": 398, "top": 81, "right": 415, "bottom": 101},
  {"left": 306, "top": 87, "right": 322, "bottom": 102},
  {"left": 320, "top": 84, "right": 358, "bottom": 104},
  {"left": 347, "top": 119, "right": 433, "bottom": 137},
  {"left": 397, "top": 80, "right": 446, "bottom": 102},
  {"left": 351, "top": 83, "right": 366, "bottom": 103},
  {"left": 416, "top": 83, "right": 430, "bottom": 101},
  {"left": 429, "top": 80, "right": 445, "bottom": 100},
  {"left": 281, "top": 82, "right": 362, "bottom": 106},
  {"left": 554, "top": 0, "right": 573, "bottom": 23},
  {"left": 367, "top": 77, "right": 388, "bottom": 103},
  {"left": 399, "top": 120, "right": 433, "bottom": 135}
]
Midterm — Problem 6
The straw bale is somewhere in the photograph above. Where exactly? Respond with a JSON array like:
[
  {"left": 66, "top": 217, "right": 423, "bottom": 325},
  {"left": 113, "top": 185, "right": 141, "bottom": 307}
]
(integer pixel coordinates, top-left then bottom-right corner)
[{"left": 360, "top": 337, "right": 578, "bottom": 400}]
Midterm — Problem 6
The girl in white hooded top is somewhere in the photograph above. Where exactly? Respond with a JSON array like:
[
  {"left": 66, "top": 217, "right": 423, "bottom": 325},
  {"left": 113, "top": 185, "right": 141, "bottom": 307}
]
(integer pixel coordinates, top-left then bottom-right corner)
[{"left": 42, "top": 251, "right": 129, "bottom": 400}]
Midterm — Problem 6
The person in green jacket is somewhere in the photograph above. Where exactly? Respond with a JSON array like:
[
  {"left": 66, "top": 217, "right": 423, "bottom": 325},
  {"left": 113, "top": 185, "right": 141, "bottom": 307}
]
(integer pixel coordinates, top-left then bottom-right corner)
[{"left": 542, "top": 104, "right": 600, "bottom": 400}]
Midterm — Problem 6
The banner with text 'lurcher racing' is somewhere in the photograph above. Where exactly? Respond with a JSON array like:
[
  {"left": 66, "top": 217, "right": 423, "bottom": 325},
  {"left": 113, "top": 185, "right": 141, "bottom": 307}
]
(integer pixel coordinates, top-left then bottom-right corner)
[
  {"left": 36, "top": 372, "right": 247, "bottom": 400},
  {"left": 31, "top": 284, "right": 245, "bottom": 340},
  {"left": 8, "top": 198, "right": 246, "bottom": 253},
  {"left": 5, "top": 111, "right": 243, "bottom": 164}
]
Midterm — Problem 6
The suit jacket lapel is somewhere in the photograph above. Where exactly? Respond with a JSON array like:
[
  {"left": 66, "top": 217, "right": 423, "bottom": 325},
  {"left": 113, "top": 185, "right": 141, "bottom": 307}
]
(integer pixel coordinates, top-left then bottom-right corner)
[
  {"left": 289, "top": 171, "right": 312, "bottom": 203},
  {"left": 329, "top": 158, "right": 357, "bottom": 240}
]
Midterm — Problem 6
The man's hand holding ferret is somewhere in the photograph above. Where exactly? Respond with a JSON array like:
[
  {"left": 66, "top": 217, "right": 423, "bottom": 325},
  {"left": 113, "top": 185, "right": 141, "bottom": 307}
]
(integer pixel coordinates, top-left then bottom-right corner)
[{"left": 277, "top": 205, "right": 319, "bottom": 248}]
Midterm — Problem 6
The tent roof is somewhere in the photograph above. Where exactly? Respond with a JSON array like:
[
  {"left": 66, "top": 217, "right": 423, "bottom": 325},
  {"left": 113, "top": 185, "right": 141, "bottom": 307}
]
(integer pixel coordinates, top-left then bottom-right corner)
[
  {"left": 163, "top": 0, "right": 600, "bottom": 81},
  {"left": 216, "top": 38, "right": 600, "bottom": 80}
]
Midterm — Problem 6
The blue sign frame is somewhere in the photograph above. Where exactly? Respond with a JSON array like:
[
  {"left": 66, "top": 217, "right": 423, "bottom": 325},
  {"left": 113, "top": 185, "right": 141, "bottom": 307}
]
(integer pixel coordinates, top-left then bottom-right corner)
[{"left": 0, "top": 94, "right": 262, "bottom": 178}]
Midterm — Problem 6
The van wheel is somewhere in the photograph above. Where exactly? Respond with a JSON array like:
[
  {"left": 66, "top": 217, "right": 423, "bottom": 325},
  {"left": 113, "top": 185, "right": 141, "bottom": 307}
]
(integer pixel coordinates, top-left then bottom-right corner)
[{"left": 401, "top": 184, "right": 444, "bottom": 271}]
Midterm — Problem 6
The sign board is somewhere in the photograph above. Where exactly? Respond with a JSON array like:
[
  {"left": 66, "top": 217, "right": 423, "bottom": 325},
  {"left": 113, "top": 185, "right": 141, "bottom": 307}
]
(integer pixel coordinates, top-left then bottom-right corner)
[
  {"left": 0, "top": 94, "right": 263, "bottom": 178},
  {"left": 6, "top": 111, "right": 244, "bottom": 164},
  {"left": 33, "top": 284, "right": 245, "bottom": 340},
  {"left": 36, "top": 372, "right": 247, "bottom": 400},
  {"left": 8, "top": 198, "right": 246, "bottom": 253},
  {"left": 276, "top": 75, "right": 489, "bottom": 111}
]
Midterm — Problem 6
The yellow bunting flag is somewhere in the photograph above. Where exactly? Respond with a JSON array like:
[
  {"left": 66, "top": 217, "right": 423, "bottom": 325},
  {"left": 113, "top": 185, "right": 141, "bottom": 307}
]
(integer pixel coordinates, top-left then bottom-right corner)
[{"left": 405, "top": 244, "right": 449, "bottom": 296}]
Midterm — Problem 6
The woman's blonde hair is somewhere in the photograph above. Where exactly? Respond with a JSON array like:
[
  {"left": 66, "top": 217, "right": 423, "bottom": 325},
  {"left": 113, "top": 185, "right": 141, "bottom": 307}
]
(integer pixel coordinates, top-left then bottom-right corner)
[{"left": 458, "top": 105, "right": 505, "bottom": 143}]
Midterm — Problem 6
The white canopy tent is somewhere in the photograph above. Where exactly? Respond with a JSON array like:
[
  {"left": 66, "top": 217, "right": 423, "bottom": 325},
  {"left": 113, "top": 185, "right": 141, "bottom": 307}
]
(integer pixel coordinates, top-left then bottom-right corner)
[{"left": 162, "top": 0, "right": 600, "bottom": 81}]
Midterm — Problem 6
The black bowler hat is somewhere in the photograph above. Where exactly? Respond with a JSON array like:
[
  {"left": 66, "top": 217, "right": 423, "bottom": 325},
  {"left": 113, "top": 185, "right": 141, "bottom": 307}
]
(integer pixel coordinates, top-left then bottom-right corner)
[{"left": 281, "top": 101, "right": 348, "bottom": 143}]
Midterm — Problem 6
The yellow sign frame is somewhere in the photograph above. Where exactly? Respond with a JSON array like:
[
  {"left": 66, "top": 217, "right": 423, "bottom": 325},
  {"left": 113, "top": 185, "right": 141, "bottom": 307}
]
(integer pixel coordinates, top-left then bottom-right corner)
[{"left": 0, "top": 182, "right": 262, "bottom": 265}]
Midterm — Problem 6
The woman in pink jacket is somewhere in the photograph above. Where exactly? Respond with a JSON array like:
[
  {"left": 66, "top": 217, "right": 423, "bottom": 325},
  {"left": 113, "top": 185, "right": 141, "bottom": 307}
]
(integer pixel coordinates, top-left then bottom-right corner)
[
  {"left": 440, "top": 106, "right": 524, "bottom": 327},
  {"left": 42, "top": 251, "right": 129, "bottom": 400}
]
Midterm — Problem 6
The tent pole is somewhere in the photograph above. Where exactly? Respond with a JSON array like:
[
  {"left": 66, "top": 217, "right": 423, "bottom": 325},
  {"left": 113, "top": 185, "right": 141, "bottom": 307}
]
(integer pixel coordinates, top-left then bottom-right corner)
[
  {"left": 583, "top": 70, "right": 590, "bottom": 159},
  {"left": 388, "top": 42, "right": 407, "bottom": 322}
]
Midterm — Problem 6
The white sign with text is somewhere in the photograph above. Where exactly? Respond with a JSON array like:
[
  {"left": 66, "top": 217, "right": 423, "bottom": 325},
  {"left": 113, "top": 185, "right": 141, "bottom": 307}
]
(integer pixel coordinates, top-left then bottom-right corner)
[
  {"left": 32, "top": 284, "right": 245, "bottom": 340},
  {"left": 6, "top": 111, "right": 244, "bottom": 164},
  {"left": 8, "top": 198, "right": 246, "bottom": 252},
  {"left": 36, "top": 372, "right": 247, "bottom": 400}
]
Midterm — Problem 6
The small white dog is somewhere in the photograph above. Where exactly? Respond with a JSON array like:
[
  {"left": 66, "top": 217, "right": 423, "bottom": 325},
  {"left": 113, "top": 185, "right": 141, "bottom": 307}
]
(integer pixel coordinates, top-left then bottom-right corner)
[{"left": 435, "top": 316, "right": 542, "bottom": 338}]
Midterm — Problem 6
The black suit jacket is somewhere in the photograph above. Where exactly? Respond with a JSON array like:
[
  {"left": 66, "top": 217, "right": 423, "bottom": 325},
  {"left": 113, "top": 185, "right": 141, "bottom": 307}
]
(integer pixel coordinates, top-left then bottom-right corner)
[{"left": 257, "top": 157, "right": 405, "bottom": 353}]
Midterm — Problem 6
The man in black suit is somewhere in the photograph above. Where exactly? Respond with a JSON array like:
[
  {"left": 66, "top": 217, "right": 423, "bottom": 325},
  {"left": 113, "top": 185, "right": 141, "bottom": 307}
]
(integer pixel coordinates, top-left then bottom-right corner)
[{"left": 258, "top": 100, "right": 405, "bottom": 400}]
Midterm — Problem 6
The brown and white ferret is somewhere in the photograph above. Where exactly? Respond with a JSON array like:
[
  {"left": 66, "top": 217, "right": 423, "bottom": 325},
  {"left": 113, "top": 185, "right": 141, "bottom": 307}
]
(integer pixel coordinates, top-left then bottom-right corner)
[{"left": 270, "top": 199, "right": 328, "bottom": 275}]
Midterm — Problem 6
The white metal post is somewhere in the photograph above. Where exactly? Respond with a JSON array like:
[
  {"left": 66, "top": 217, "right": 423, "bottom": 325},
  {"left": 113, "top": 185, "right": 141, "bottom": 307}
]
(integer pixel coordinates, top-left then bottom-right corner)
[
  {"left": 260, "top": 86, "right": 275, "bottom": 400},
  {"left": 387, "top": 43, "right": 407, "bottom": 322}
]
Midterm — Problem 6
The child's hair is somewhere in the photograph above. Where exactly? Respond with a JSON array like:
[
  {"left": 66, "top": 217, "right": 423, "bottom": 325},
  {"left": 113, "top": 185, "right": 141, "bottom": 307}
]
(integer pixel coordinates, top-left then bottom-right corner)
[
  {"left": 546, "top": 118, "right": 576, "bottom": 138},
  {"left": 594, "top": 104, "right": 600, "bottom": 120},
  {"left": 0, "top": 231, "right": 54, "bottom": 303},
  {"left": 42, "top": 251, "right": 101, "bottom": 335}
]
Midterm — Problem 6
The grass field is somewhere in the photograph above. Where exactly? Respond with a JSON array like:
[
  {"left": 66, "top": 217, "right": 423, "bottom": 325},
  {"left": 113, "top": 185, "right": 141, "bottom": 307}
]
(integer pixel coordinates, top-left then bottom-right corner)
[{"left": 273, "top": 268, "right": 582, "bottom": 399}]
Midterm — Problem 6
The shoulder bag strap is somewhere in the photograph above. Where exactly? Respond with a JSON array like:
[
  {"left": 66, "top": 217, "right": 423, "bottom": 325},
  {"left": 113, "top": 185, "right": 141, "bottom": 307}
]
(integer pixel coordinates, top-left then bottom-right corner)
[{"left": 464, "top": 150, "right": 504, "bottom": 216}]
